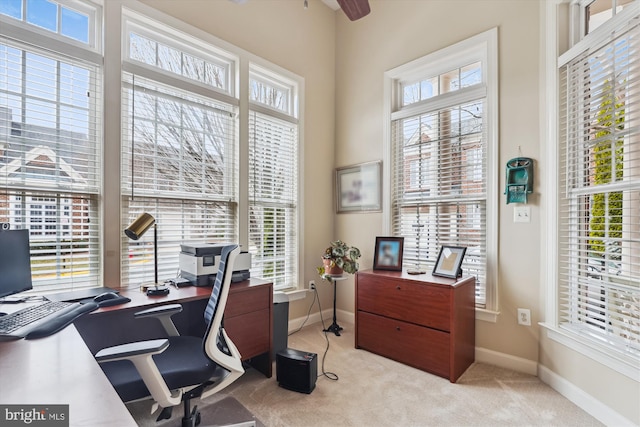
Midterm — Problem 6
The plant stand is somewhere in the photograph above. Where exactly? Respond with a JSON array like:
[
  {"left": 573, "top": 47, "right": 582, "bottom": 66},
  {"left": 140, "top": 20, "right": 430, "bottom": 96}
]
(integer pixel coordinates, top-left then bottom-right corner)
[{"left": 323, "top": 275, "right": 347, "bottom": 336}]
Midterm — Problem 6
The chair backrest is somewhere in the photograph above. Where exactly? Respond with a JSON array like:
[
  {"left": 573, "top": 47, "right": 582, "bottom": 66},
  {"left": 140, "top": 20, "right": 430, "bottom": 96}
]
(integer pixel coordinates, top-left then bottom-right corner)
[{"left": 202, "top": 244, "right": 239, "bottom": 358}]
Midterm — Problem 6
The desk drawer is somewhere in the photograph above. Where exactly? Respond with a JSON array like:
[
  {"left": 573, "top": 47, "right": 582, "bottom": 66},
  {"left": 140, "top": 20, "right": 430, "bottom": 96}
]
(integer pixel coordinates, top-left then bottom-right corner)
[
  {"left": 225, "top": 308, "right": 270, "bottom": 360},
  {"left": 357, "top": 273, "right": 451, "bottom": 331},
  {"left": 357, "top": 311, "right": 450, "bottom": 378},
  {"left": 226, "top": 285, "right": 271, "bottom": 318}
]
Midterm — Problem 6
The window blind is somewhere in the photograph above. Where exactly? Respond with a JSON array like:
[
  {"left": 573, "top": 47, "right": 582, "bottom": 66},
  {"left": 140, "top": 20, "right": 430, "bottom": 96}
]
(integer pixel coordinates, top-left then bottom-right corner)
[
  {"left": 121, "top": 73, "right": 237, "bottom": 286},
  {"left": 558, "top": 6, "right": 640, "bottom": 358},
  {"left": 391, "top": 100, "right": 487, "bottom": 305},
  {"left": 0, "top": 1, "right": 102, "bottom": 292},
  {"left": 248, "top": 110, "right": 298, "bottom": 291}
]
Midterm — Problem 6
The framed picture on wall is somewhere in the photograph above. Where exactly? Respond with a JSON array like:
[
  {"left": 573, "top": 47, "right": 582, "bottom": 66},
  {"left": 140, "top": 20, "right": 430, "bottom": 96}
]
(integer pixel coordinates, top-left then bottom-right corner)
[
  {"left": 335, "top": 161, "right": 382, "bottom": 213},
  {"left": 373, "top": 236, "right": 404, "bottom": 271},
  {"left": 432, "top": 246, "right": 466, "bottom": 278}
]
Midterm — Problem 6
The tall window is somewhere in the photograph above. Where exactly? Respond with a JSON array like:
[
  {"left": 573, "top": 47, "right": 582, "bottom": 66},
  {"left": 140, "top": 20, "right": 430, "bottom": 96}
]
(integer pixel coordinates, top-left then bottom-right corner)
[
  {"left": 558, "top": 1, "right": 639, "bottom": 361},
  {"left": 0, "top": 0, "right": 102, "bottom": 291},
  {"left": 386, "top": 29, "right": 497, "bottom": 309},
  {"left": 120, "top": 14, "right": 238, "bottom": 286},
  {"left": 248, "top": 65, "right": 299, "bottom": 291}
]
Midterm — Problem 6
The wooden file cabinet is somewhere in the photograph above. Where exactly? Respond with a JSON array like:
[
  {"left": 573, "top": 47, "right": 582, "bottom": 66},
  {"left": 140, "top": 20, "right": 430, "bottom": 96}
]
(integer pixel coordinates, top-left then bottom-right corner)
[{"left": 355, "top": 269, "right": 475, "bottom": 382}]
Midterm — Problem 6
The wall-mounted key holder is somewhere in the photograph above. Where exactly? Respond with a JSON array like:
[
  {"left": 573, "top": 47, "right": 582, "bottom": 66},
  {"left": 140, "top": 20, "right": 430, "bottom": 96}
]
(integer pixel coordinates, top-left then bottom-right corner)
[{"left": 504, "top": 157, "right": 534, "bottom": 204}]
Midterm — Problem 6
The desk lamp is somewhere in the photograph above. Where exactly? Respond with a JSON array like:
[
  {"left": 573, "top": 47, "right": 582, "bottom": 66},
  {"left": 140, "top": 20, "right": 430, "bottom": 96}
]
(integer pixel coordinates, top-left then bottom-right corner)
[{"left": 124, "top": 212, "right": 158, "bottom": 285}]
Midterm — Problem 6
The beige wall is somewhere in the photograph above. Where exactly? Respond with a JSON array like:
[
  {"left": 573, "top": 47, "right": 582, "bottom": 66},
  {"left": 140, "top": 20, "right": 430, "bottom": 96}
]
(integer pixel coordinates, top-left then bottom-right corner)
[
  {"left": 334, "top": 0, "right": 541, "bottom": 361},
  {"left": 133, "top": 1, "right": 638, "bottom": 423}
]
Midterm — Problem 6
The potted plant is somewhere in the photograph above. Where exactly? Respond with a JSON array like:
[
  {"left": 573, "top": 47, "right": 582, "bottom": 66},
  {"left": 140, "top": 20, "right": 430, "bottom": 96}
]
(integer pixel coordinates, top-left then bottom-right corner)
[{"left": 317, "top": 240, "right": 361, "bottom": 277}]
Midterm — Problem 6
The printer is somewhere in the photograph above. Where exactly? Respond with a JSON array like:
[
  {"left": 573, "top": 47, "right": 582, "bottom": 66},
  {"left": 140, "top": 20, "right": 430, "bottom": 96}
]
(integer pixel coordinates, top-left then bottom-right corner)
[{"left": 179, "top": 243, "right": 252, "bottom": 287}]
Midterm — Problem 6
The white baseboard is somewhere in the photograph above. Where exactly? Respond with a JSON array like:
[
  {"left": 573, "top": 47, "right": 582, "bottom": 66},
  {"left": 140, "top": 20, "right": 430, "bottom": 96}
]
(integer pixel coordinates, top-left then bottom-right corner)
[
  {"left": 475, "top": 346, "right": 538, "bottom": 375},
  {"left": 538, "top": 365, "right": 636, "bottom": 427}
]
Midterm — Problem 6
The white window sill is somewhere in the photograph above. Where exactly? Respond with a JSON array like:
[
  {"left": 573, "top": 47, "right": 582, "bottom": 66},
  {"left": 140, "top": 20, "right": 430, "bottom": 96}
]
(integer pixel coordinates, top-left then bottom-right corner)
[
  {"left": 540, "top": 322, "right": 640, "bottom": 381},
  {"left": 476, "top": 307, "right": 499, "bottom": 323},
  {"left": 281, "top": 288, "right": 308, "bottom": 302}
]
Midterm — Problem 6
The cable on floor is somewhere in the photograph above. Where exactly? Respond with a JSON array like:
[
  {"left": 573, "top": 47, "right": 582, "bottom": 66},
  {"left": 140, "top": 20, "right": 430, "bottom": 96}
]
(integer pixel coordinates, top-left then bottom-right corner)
[{"left": 288, "top": 286, "right": 338, "bottom": 381}]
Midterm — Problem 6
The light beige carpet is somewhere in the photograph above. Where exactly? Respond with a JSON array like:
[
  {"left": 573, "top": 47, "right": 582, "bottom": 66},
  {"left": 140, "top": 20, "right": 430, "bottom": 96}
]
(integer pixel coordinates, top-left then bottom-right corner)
[
  {"left": 130, "top": 321, "right": 603, "bottom": 426},
  {"left": 223, "top": 322, "right": 603, "bottom": 427}
]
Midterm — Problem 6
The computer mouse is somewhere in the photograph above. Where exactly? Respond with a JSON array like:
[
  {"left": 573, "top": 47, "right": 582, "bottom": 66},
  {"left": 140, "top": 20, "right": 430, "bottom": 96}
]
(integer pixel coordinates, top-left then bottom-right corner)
[{"left": 93, "top": 292, "right": 120, "bottom": 303}]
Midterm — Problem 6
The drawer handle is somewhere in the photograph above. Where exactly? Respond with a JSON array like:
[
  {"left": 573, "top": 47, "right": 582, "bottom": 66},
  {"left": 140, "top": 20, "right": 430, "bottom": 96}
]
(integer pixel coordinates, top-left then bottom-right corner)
[
  {"left": 396, "top": 286, "right": 401, "bottom": 290},
  {"left": 396, "top": 326, "right": 401, "bottom": 331}
]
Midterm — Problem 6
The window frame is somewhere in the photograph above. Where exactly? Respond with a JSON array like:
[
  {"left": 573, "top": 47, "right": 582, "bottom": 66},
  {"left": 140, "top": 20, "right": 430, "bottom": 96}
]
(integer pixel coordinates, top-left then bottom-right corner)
[
  {"left": 383, "top": 28, "right": 499, "bottom": 319},
  {"left": 542, "top": 0, "right": 640, "bottom": 380}
]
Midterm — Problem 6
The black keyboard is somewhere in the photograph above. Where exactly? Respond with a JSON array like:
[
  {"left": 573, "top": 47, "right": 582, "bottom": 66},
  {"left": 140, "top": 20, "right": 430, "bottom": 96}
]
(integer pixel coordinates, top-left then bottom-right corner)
[{"left": 0, "top": 301, "right": 73, "bottom": 334}]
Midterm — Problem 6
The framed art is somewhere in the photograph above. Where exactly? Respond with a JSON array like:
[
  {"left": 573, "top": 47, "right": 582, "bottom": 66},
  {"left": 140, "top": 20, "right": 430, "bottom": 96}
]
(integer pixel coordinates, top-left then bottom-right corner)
[
  {"left": 335, "top": 161, "right": 382, "bottom": 213},
  {"left": 373, "top": 236, "right": 404, "bottom": 271},
  {"left": 432, "top": 246, "right": 466, "bottom": 278}
]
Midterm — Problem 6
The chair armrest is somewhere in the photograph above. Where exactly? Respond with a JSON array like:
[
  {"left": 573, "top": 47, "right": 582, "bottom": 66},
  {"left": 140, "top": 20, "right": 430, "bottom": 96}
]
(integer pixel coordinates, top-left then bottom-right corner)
[
  {"left": 95, "top": 338, "right": 181, "bottom": 408},
  {"left": 95, "top": 339, "right": 169, "bottom": 362},
  {"left": 134, "top": 304, "right": 183, "bottom": 336}
]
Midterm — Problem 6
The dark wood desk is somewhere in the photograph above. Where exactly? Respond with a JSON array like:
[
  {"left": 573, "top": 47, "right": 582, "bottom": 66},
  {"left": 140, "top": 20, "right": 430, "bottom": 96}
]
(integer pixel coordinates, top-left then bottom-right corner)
[
  {"left": 76, "top": 278, "right": 274, "bottom": 377},
  {"left": 0, "top": 278, "right": 273, "bottom": 426}
]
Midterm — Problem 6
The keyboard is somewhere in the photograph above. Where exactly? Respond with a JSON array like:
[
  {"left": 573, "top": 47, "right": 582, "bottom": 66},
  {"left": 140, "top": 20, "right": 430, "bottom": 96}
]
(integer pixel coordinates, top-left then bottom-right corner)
[{"left": 0, "top": 301, "right": 77, "bottom": 339}]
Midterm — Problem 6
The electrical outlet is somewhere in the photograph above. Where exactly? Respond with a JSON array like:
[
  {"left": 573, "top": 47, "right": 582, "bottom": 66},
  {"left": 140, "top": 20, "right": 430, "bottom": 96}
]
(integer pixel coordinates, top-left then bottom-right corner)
[
  {"left": 517, "top": 308, "right": 531, "bottom": 326},
  {"left": 309, "top": 280, "right": 316, "bottom": 290}
]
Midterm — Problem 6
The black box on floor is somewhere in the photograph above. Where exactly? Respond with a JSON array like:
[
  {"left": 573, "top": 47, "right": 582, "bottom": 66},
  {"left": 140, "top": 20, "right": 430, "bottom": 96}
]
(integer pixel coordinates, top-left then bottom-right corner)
[{"left": 276, "top": 348, "right": 317, "bottom": 394}]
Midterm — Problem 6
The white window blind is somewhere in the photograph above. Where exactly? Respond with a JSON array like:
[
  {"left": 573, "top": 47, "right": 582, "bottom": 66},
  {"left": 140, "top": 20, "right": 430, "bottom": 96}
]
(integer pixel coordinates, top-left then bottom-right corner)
[
  {"left": 248, "top": 67, "right": 299, "bottom": 291},
  {"left": 0, "top": 0, "right": 102, "bottom": 292},
  {"left": 248, "top": 110, "right": 298, "bottom": 290},
  {"left": 558, "top": 4, "right": 640, "bottom": 359},
  {"left": 121, "top": 17, "right": 238, "bottom": 287},
  {"left": 388, "top": 30, "right": 496, "bottom": 309}
]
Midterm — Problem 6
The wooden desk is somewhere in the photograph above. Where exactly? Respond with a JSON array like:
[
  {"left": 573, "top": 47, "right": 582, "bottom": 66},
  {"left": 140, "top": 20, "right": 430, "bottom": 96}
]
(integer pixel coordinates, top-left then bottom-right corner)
[
  {"left": 76, "top": 278, "right": 274, "bottom": 377},
  {"left": 0, "top": 278, "right": 273, "bottom": 426},
  {"left": 0, "top": 325, "right": 137, "bottom": 426}
]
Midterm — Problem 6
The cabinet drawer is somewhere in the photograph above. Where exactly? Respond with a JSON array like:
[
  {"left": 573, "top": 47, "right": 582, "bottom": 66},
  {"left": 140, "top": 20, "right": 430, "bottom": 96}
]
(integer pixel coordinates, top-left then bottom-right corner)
[
  {"left": 357, "top": 274, "right": 451, "bottom": 331},
  {"left": 225, "top": 308, "right": 270, "bottom": 360},
  {"left": 225, "top": 285, "right": 271, "bottom": 318},
  {"left": 357, "top": 311, "right": 450, "bottom": 378}
]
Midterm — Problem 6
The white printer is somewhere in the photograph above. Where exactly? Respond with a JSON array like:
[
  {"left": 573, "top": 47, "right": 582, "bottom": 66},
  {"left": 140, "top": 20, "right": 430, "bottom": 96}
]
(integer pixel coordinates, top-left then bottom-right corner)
[{"left": 179, "top": 243, "right": 251, "bottom": 286}]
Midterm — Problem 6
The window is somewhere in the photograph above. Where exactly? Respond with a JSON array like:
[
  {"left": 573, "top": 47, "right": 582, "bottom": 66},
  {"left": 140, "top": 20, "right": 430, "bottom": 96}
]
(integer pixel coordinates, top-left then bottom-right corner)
[
  {"left": 558, "top": 1, "right": 640, "bottom": 362},
  {"left": 0, "top": 0, "right": 102, "bottom": 291},
  {"left": 121, "top": 13, "right": 238, "bottom": 286},
  {"left": 385, "top": 29, "right": 497, "bottom": 310},
  {"left": 248, "top": 65, "right": 299, "bottom": 291}
]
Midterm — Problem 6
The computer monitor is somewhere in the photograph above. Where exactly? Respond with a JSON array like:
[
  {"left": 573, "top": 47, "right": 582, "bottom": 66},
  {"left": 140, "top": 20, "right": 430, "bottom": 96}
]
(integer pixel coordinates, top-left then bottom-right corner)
[{"left": 0, "top": 229, "right": 33, "bottom": 299}]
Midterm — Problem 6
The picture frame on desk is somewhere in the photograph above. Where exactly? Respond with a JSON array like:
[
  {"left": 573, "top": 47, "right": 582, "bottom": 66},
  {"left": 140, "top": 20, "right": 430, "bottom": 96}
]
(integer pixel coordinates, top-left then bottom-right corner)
[
  {"left": 373, "top": 236, "right": 404, "bottom": 271},
  {"left": 432, "top": 245, "right": 466, "bottom": 278},
  {"left": 335, "top": 161, "right": 382, "bottom": 213}
]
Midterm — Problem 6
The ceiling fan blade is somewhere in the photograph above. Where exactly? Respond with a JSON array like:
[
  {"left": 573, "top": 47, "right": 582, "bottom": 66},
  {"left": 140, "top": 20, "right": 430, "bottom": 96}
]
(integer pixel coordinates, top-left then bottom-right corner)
[{"left": 336, "top": 0, "right": 371, "bottom": 21}]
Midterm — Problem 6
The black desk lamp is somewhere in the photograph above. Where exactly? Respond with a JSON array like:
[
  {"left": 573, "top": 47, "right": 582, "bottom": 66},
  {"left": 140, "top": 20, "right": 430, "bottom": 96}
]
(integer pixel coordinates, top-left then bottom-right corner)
[{"left": 124, "top": 212, "right": 158, "bottom": 285}]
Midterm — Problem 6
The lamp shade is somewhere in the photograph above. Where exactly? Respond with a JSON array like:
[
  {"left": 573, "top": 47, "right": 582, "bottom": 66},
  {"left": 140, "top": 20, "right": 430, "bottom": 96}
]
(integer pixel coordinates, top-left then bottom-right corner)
[{"left": 124, "top": 213, "right": 156, "bottom": 240}]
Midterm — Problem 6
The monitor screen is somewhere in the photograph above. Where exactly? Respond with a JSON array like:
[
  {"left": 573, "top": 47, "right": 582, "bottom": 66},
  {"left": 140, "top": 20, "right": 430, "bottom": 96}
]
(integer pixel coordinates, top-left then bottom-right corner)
[{"left": 0, "top": 229, "right": 33, "bottom": 299}]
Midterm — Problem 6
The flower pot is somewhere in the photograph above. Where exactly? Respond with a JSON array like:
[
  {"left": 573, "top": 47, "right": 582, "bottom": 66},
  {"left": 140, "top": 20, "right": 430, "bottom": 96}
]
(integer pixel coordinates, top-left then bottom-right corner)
[{"left": 322, "top": 258, "right": 343, "bottom": 276}]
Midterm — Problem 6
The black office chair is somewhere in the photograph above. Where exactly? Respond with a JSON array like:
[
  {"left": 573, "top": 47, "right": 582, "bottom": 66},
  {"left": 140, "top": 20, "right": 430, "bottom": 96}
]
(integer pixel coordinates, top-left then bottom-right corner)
[{"left": 95, "top": 245, "right": 244, "bottom": 427}]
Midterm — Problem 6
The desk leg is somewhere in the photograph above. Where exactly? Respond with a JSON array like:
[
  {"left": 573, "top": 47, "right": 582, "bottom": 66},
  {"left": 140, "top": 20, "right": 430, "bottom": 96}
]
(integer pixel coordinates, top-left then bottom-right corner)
[{"left": 323, "top": 280, "right": 343, "bottom": 336}]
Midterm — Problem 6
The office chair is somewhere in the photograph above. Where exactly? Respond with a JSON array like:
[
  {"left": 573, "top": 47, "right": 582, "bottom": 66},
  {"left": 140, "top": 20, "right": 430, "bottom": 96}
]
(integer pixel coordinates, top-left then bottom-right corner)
[{"left": 95, "top": 245, "right": 244, "bottom": 427}]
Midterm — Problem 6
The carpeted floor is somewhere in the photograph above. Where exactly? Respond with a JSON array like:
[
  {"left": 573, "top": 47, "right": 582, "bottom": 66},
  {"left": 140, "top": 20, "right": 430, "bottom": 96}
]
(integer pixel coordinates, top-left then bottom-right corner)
[{"left": 130, "top": 321, "right": 604, "bottom": 427}]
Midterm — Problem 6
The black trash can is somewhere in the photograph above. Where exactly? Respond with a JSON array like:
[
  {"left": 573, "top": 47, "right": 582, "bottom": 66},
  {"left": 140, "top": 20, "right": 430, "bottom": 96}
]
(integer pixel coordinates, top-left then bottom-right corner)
[{"left": 272, "top": 291, "right": 289, "bottom": 358}]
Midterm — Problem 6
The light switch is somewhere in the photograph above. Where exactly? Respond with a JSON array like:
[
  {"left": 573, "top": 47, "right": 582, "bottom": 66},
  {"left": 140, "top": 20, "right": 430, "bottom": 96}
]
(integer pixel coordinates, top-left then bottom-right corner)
[{"left": 514, "top": 206, "right": 531, "bottom": 223}]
